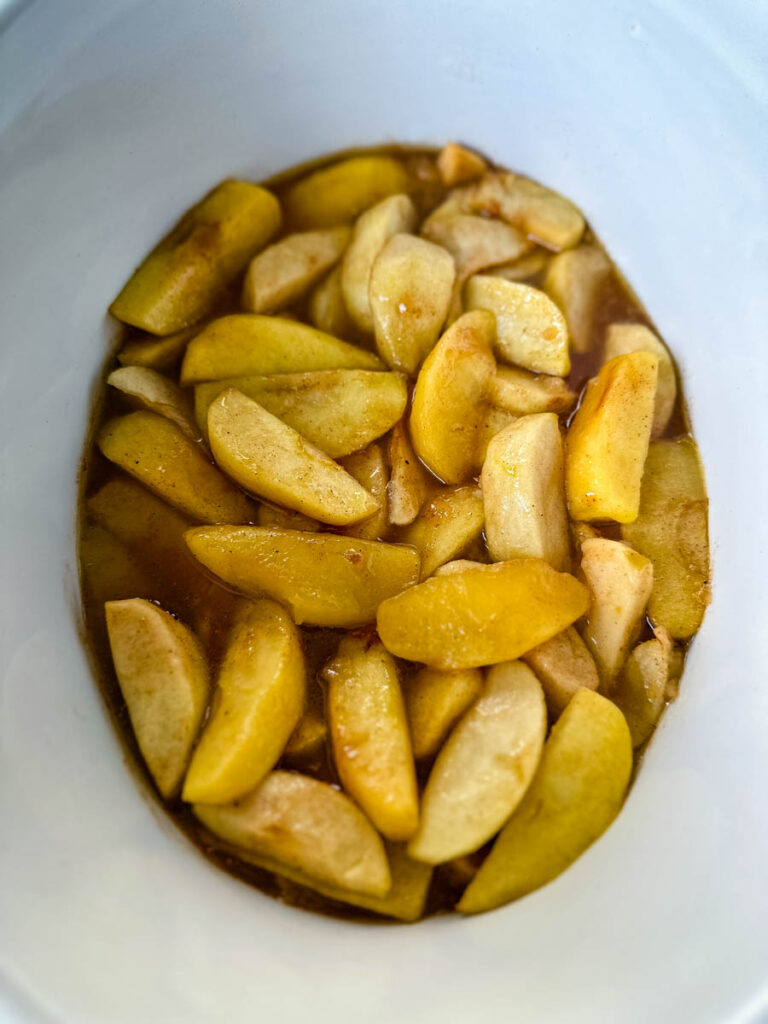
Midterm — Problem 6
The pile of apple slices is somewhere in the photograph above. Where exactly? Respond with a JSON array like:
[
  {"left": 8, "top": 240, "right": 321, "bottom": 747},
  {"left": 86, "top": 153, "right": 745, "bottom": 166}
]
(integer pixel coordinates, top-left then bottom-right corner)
[{"left": 93, "top": 144, "right": 710, "bottom": 920}]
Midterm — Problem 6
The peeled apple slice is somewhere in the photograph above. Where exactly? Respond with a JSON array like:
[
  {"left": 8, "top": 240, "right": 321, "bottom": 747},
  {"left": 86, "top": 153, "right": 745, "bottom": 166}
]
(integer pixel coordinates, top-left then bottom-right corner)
[
  {"left": 110, "top": 180, "right": 282, "bottom": 334},
  {"left": 284, "top": 155, "right": 409, "bottom": 229},
  {"left": 325, "top": 636, "right": 419, "bottom": 841},
  {"left": 207, "top": 389, "right": 379, "bottom": 526},
  {"left": 242, "top": 226, "right": 351, "bottom": 313},
  {"left": 182, "top": 599, "right": 305, "bottom": 804},
  {"left": 194, "top": 771, "right": 391, "bottom": 897},
  {"left": 405, "top": 667, "right": 484, "bottom": 760},
  {"left": 181, "top": 314, "right": 381, "bottom": 384},
  {"left": 408, "top": 662, "right": 546, "bottom": 863},
  {"left": 410, "top": 310, "right": 496, "bottom": 484},
  {"left": 464, "top": 275, "right": 570, "bottom": 376},
  {"left": 377, "top": 559, "right": 589, "bottom": 670},
  {"left": 342, "top": 193, "right": 417, "bottom": 331},
  {"left": 105, "top": 599, "right": 209, "bottom": 798}
]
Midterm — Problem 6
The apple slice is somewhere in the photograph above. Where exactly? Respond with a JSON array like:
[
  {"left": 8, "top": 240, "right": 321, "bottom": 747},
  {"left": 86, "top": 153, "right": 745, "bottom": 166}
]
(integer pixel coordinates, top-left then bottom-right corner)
[
  {"left": 481, "top": 413, "right": 569, "bottom": 569},
  {"left": 181, "top": 314, "right": 381, "bottom": 384},
  {"left": 565, "top": 351, "right": 658, "bottom": 523},
  {"left": 195, "top": 369, "right": 406, "bottom": 455},
  {"left": 110, "top": 180, "right": 281, "bottom": 334},
  {"left": 342, "top": 193, "right": 417, "bottom": 331},
  {"left": 97, "top": 411, "right": 253, "bottom": 525},
  {"left": 581, "top": 538, "right": 654, "bottom": 686},
  {"left": 340, "top": 443, "right": 389, "bottom": 541},
  {"left": 377, "top": 559, "right": 589, "bottom": 670},
  {"left": 370, "top": 234, "right": 456, "bottom": 373},
  {"left": 611, "top": 636, "right": 670, "bottom": 748},
  {"left": 408, "top": 662, "right": 546, "bottom": 863},
  {"left": 107, "top": 366, "right": 199, "bottom": 439},
  {"left": 621, "top": 438, "right": 709, "bottom": 639},
  {"left": 105, "top": 599, "right": 209, "bottom": 798},
  {"left": 436, "top": 143, "right": 487, "bottom": 186},
  {"left": 308, "top": 265, "right": 357, "bottom": 339},
  {"left": 387, "top": 421, "right": 430, "bottom": 526},
  {"left": 491, "top": 365, "right": 576, "bottom": 416},
  {"left": 207, "top": 389, "right": 379, "bottom": 526},
  {"left": 283, "top": 155, "right": 409, "bottom": 229},
  {"left": 242, "top": 226, "right": 350, "bottom": 313},
  {"left": 405, "top": 667, "right": 483, "bottom": 759},
  {"left": 460, "top": 171, "right": 585, "bottom": 251},
  {"left": 185, "top": 526, "right": 420, "bottom": 628},
  {"left": 324, "top": 636, "right": 419, "bottom": 841},
  {"left": 182, "top": 599, "right": 305, "bottom": 804},
  {"left": 233, "top": 842, "right": 431, "bottom": 922},
  {"left": 464, "top": 276, "right": 570, "bottom": 376},
  {"left": 603, "top": 323, "right": 677, "bottom": 439},
  {"left": 410, "top": 310, "right": 496, "bottom": 484},
  {"left": 522, "top": 627, "right": 600, "bottom": 717},
  {"left": 543, "top": 245, "right": 612, "bottom": 353},
  {"left": 399, "top": 485, "right": 485, "bottom": 579},
  {"left": 458, "top": 689, "right": 632, "bottom": 913},
  {"left": 194, "top": 771, "right": 390, "bottom": 896}
]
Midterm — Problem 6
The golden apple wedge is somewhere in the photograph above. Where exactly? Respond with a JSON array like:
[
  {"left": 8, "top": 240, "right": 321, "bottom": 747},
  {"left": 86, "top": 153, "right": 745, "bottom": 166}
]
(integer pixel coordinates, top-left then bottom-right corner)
[{"left": 105, "top": 599, "right": 209, "bottom": 798}]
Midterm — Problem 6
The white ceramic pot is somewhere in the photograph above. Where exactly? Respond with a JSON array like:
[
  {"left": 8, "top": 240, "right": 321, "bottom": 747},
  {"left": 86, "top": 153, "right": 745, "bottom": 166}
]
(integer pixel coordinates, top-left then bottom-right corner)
[{"left": 1, "top": 1, "right": 767, "bottom": 1021}]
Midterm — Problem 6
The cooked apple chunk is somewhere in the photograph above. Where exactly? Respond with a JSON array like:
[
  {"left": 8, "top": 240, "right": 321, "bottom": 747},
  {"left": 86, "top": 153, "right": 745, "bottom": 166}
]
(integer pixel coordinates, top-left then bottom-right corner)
[
  {"left": 107, "top": 366, "right": 198, "bottom": 439},
  {"left": 342, "top": 194, "right": 417, "bottom": 331},
  {"left": 308, "top": 265, "right": 357, "bottom": 339},
  {"left": 195, "top": 771, "right": 390, "bottom": 896},
  {"left": 432, "top": 559, "right": 486, "bottom": 576},
  {"left": 522, "top": 627, "right": 600, "bottom": 717},
  {"left": 207, "top": 389, "right": 379, "bottom": 526},
  {"left": 283, "top": 713, "right": 328, "bottom": 763},
  {"left": 399, "top": 485, "right": 485, "bottom": 579},
  {"left": 464, "top": 275, "right": 570, "bottom": 376},
  {"left": 105, "top": 599, "right": 209, "bottom": 798},
  {"left": 622, "top": 438, "right": 709, "bottom": 638},
  {"left": 543, "top": 245, "right": 612, "bottom": 353},
  {"left": 491, "top": 365, "right": 576, "bottom": 416},
  {"left": 387, "top": 421, "right": 430, "bottom": 526},
  {"left": 410, "top": 310, "right": 496, "bottom": 484},
  {"left": 284, "top": 155, "right": 409, "bottom": 229},
  {"left": 604, "top": 323, "right": 677, "bottom": 438},
  {"left": 194, "top": 369, "right": 407, "bottom": 456},
  {"left": 377, "top": 559, "right": 589, "bottom": 669},
  {"left": 235, "top": 842, "right": 431, "bottom": 922},
  {"left": 370, "top": 233, "right": 455, "bottom": 373},
  {"left": 118, "top": 324, "right": 199, "bottom": 371},
  {"left": 341, "top": 443, "right": 389, "bottom": 541},
  {"left": 325, "top": 636, "right": 418, "bottom": 841},
  {"left": 182, "top": 599, "right": 305, "bottom": 804},
  {"left": 481, "top": 413, "right": 570, "bottom": 569},
  {"left": 185, "top": 526, "right": 420, "bottom": 627},
  {"left": 405, "top": 667, "right": 483, "bottom": 760},
  {"left": 408, "top": 662, "right": 546, "bottom": 863},
  {"left": 566, "top": 351, "right": 658, "bottom": 522},
  {"left": 611, "top": 636, "right": 670, "bottom": 747},
  {"left": 110, "top": 180, "right": 282, "bottom": 334},
  {"left": 181, "top": 314, "right": 381, "bottom": 383},
  {"left": 580, "top": 538, "right": 654, "bottom": 686},
  {"left": 458, "top": 689, "right": 632, "bottom": 912},
  {"left": 436, "top": 143, "right": 487, "bottom": 186},
  {"left": 97, "top": 411, "right": 254, "bottom": 524},
  {"left": 461, "top": 172, "right": 585, "bottom": 251},
  {"left": 242, "top": 226, "right": 351, "bottom": 313}
]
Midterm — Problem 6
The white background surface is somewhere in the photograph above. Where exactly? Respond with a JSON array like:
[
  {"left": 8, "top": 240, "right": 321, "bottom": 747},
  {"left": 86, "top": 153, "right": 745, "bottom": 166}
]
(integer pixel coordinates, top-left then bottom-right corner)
[{"left": 1, "top": 1, "right": 767, "bottom": 1022}]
